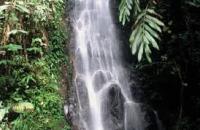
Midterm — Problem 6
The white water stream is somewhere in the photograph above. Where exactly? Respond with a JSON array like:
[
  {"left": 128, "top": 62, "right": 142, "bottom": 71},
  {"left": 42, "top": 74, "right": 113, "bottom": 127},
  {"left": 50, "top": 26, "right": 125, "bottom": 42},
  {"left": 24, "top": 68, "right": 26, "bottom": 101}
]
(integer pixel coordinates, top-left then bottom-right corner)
[{"left": 72, "top": 0, "right": 147, "bottom": 130}]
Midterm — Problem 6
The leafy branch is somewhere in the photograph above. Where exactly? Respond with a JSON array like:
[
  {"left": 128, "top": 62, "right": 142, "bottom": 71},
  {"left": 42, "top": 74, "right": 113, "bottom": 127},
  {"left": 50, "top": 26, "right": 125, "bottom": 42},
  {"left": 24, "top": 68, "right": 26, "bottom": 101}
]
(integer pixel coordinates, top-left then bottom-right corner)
[
  {"left": 119, "top": 0, "right": 165, "bottom": 62},
  {"left": 119, "top": 0, "right": 140, "bottom": 25},
  {"left": 130, "top": 8, "right": 164, "bottom": 62}
]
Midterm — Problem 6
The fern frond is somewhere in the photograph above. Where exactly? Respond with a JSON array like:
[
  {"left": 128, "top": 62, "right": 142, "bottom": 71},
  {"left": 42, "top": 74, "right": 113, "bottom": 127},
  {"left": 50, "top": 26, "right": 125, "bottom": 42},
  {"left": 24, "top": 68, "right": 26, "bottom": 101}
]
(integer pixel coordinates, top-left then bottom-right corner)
[
  {"left": 186, "top": 0, "right": 200, "bottom": 7},
  {"left": 119, "top": 0, "right": 140, "bottom": 25},
  {"left": 129, "top": 8, "right": 164, "bottom": 62}
]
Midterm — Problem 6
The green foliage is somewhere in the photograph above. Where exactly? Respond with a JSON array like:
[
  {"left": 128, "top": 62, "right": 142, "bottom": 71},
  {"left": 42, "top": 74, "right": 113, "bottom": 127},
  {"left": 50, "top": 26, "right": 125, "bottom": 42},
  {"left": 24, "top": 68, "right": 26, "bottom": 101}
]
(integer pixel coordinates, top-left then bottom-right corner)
[
  {"left": 129, "top": 8, "right": 164, "bottom": 62},
  {"left": 186, "top": 0, "right": 200, "bottom": 7},
  {"left": 0, "top": 102, "right": 9, "bottom": 122},
  {"left": 119, "top": 0, "right": 164, "bottom": 62},
  {"left": 133, "top": 0, "right": 200, "bottom": 129},
  {"left": 119, "top": 0, "right": 141, "bottom": 25},
  {"left": 1, "top": 44, "right": 22, "bottom": 52},
  {"left": 0, "top": 0, "right": 70, "bottom": 129}
]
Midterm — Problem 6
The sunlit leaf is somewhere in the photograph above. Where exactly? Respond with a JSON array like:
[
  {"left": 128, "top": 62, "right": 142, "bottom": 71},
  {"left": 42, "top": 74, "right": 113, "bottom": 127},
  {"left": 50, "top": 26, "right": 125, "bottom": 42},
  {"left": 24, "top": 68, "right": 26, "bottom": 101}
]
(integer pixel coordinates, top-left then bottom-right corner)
[
  {"left": 0, "top": 108, "right": 8, "bottom": 122},
  {"left": 7, "top": 29, "right": 28, "bottom": 36},
  {"left": 144, "top": 24, "right": 161, "bottom": 40},
  {"left": 138, "top": 42, "right": 144, "bottom": 61},
  {"left": 0, "top": 5, "right": 10, "bottom": 12},
  {"left": 12, "top": 102, "right": 34, "bottom": 113},
  {"left": 145, "top": 19, "right": 162, "bottom": 32},
  {"left": 145, "top": 31, "right": 159, "bottom": 50},
  {"left": 2, "top": 44, "right": 22, "bottom": 52},
  {"left": 124, "top": 7, "right": 164, "bottom": 62},
  {"left": 119, "top": 0, "right": 140, "bottom": 25},
  {"left": 146, "top": 15, "right": 164, "bottom": 26},
  {"left": 27, "top": 47, "right": 42, "bottom": 53},
  {"left": 16, "top": 4, "right": 30, "bottom": 14}
]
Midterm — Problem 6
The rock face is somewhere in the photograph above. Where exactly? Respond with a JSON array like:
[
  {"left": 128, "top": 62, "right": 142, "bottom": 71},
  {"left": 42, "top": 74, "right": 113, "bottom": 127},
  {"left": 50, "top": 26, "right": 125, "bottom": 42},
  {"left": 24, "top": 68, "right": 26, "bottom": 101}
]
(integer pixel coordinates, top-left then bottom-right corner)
[{"left": 101, "top": 86, "right": 125, "bottom": 130}]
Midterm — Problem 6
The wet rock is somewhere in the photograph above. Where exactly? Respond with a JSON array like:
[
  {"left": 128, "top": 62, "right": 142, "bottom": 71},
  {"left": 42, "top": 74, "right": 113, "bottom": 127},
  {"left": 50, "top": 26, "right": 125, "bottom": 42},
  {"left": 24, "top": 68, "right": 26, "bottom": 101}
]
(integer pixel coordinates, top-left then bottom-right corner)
[
  {"left": 75, "top": 49, "right": 84, "bottom": 73},
  {"left": 101, "top": 85, "right": 125, "bottom": 130},
  {"left": 92, "top": 71, "right": 107, "bottom": 91}
]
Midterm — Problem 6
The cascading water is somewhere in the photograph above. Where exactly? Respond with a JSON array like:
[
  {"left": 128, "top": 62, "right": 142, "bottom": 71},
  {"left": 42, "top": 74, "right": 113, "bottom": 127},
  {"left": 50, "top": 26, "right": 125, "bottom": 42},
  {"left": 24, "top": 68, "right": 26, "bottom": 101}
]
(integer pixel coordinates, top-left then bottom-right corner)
[{"left": 71, "top": 0, "right": 147, "bottom": 130}]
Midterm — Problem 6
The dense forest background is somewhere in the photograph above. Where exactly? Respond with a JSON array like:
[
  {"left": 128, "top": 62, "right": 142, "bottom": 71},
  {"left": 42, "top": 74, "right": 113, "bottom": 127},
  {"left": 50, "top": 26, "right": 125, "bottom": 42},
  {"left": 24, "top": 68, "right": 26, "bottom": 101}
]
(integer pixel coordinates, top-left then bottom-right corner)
[
  {"left": 0, "top": 0, "right": 200, "bottom": 130},
  {"left": 118, "top": 0, "right": 200, "bottom": 130}
]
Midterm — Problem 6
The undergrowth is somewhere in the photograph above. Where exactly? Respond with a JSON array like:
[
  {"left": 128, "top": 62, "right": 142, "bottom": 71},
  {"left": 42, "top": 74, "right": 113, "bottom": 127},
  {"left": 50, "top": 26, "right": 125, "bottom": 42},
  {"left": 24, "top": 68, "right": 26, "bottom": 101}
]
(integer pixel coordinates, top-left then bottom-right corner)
[{"left": 0, "top": 0, "right": 71, "bottom": 129}]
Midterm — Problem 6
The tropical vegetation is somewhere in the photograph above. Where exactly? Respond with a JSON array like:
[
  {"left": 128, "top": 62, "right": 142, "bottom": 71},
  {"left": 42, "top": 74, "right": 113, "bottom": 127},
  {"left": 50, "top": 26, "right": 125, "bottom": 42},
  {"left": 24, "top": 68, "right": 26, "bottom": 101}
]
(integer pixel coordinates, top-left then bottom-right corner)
[
  {"left": 0, "top": 0, "right": 199, "bottom": 130},
  {"left": 0, "top": 0, "right": 71, "bottom": 129}
]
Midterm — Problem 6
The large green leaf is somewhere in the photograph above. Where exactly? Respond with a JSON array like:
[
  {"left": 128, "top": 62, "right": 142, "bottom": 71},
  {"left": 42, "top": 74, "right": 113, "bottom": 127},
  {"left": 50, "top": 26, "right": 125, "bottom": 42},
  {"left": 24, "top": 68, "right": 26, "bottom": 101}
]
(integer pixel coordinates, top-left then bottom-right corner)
[
  {"left": 138, "top": 42, "right": 144, "bottom": 62},
  {"left": 144, "top": 24, "right": 160, "bottom": 40},
  {"left": 0, "top": 108, "right": 7, "bottom": 122},
  {"left": 27, "top": 47, "right": 42, "bottom": 53},
  {"left": 146, "top": 19, "right": 162, "bottom": 32},
  {"left": 12, "top": 102, "right": 34, "bottom": 113},
  {"left": 0, "top": 60, "right": 14, "bottom": 65},
  {"left": 2, "top": 44, "right": 22, "bottom": 52},
  {"left": 130, "top": 27, "right": 142, "bottom": 54},
  {"left": 146, "top": 15, "right": 164, "bottom": 26},
  {"left": 145, "top": 31, "right": 159, "bottom": 50},
  {"left": 0, "top": 102, "right": 8, "bottom": 122},
  {"left": 15, "top": 3, "right": 30, "bottom": 14}
]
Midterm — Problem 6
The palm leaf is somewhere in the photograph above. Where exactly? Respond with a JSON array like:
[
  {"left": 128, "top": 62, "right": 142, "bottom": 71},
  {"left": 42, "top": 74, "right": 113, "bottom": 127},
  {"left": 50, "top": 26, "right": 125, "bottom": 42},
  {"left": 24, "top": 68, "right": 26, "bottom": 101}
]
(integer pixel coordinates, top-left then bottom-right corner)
[
  {"left": 129, "top": 9, "right": 164, "bottom": 62},
  {"left": 144, "top": 24, "right": 161, "bottom": 40},
  {"left": 119, "top": 0, "right": 164, "bottom": 62},
  {"left": 119, "top": 0, "right": 141, "bottom": 25},
  {"left": 138, "top": 42, "right": 144, "bottom": 61}
]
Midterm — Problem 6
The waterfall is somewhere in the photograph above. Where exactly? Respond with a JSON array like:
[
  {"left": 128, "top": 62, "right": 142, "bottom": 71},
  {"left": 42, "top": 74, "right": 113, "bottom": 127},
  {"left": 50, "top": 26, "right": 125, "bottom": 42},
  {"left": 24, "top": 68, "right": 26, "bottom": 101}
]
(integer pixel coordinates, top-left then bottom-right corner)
[{"left": 71, "top": 0, "right": 147, "bottom": 130}]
